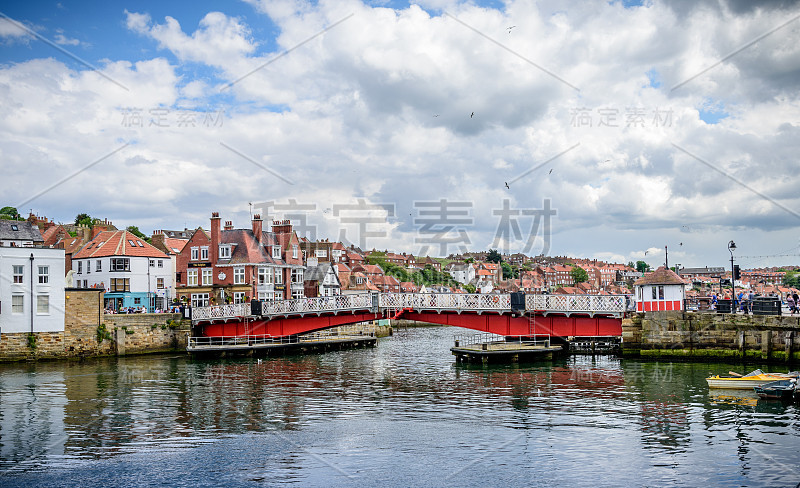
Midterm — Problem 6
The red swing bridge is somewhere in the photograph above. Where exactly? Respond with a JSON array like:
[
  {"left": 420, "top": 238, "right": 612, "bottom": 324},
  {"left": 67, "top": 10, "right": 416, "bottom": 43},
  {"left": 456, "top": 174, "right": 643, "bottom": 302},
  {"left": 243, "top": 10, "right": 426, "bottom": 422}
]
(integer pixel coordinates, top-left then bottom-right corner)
[{"left": 186, "top": 293, "right": 627, "bottom": 353}]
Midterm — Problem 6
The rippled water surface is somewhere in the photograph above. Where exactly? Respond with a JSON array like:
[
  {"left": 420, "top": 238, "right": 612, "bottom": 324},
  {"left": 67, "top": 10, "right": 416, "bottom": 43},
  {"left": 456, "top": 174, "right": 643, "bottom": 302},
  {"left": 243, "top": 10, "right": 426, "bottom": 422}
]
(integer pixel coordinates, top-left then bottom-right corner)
[{"left": 1, "top": 326, "right": 799, "bottom": 487}]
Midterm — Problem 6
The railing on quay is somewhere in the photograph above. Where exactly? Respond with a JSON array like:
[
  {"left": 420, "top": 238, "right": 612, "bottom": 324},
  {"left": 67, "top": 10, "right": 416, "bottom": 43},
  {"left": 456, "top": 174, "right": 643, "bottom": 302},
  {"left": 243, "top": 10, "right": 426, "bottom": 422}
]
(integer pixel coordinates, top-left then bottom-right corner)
[{"left": 525, "top": 294, "right": 626, "bottom": 316}]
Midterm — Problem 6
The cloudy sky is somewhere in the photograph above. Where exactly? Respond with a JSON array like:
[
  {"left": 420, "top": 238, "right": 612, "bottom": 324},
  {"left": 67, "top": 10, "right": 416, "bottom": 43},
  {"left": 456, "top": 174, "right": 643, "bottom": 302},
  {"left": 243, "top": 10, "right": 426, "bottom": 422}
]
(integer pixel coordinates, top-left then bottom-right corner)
[{"left": 1, "top": 0, "right": 799, "bottom": 269}]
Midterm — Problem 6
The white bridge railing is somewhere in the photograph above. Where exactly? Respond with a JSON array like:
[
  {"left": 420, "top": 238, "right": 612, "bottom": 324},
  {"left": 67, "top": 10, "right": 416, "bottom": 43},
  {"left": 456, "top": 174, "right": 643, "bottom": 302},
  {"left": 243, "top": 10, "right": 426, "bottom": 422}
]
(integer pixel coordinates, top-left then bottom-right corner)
[
  {"left": 261, "top": 293, "right": 374, "bottom": 316},
  {"left": 526, "top": 294, "right": 626, "bottom": 314},
  {"left": 191, "top": 292, "right": 627, "bottom": 322},
  {"left": 379, "top": 293, "right": 510, "bottom": 311}
]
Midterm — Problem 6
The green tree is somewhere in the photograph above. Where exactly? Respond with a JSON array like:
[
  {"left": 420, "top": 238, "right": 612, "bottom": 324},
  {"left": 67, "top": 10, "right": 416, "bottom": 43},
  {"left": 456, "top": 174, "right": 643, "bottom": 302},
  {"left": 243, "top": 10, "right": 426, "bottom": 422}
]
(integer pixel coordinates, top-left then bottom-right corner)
[
  {"left": 501, "top": 262, "right": 516, "bottom": 280},
  {"left": 784, "top": 271, "right": 799, "bottom": 288},
  {"left": 627, "top": 261, "right": 635, "bottom": 269},
  {"left": 463, "top": 284, "right": 476, "bottom": 293},
  {"left": 126, "top": 225, "right": 149, "bottom": 242},
  {"left": 486, "top": 249, "right": 502, "bottom": 263},
  {"left": 635, "top": 261, "right": 650, "bottom": 274},
  {"left": 0, "top": 206, "right": 22, "bottom": 220},
  {"left": 571, "top": 265, "right": 589, "bottom": 285}
]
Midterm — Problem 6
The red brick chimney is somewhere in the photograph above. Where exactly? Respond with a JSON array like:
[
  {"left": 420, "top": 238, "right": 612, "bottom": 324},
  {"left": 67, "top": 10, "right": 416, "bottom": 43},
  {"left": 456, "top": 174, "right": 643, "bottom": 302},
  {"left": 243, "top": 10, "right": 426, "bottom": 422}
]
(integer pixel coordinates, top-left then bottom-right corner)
[
  {"left": 252, "top": 214, "right": 263, "bottom": 243},
  {"left": 271, "top": 219, "right": 292, "bottom": 235},
  {"left": 224, "top": 221, "right": 233, "bottom": 231},
  {"left": 211, "top": 212, "right": 221, "bottom": 262}
]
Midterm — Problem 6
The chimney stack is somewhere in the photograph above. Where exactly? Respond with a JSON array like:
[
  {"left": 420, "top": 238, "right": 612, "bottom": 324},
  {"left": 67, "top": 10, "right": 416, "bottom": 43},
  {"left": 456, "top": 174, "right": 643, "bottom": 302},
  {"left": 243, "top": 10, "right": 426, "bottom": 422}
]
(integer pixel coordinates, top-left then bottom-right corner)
[
  {"left": 211, "top": 212, "right": 221, "bottom": 262},
  {"left": 224, "top": 221, "right": 233, "bottom": 231},
  {"left": 252, "top": 214, "right": 263, "bottom": 243}
]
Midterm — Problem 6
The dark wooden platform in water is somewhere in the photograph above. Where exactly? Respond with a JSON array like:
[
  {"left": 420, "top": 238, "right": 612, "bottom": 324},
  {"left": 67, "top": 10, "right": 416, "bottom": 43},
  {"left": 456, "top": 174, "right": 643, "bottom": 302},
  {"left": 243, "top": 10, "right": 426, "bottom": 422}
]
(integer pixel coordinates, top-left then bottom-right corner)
[
  {"left": 451, "top": 342, "right": 564, "bottom": 364},
  {"left": 188, "top": 336, "right": 377, "bottom": 358}
]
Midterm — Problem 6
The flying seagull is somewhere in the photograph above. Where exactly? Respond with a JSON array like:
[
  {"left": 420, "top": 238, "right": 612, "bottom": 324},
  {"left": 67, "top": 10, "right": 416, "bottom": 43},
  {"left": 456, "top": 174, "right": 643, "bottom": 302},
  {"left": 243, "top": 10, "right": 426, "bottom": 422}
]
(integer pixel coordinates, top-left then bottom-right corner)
[
  {"left": 548, "top": 168, "right": 553, "bottom": 174},
  {"left": 433, "top": 114, "right": 440, "bottom": 117},
  {"left": 470, "top": 112, "right": 474, "bottom": 118},
  {"left": 507, "top": 26, "right": 516, "bottom": 33},
  {"left": 504, "top": 182, "right": 510, "bottom": 189}
]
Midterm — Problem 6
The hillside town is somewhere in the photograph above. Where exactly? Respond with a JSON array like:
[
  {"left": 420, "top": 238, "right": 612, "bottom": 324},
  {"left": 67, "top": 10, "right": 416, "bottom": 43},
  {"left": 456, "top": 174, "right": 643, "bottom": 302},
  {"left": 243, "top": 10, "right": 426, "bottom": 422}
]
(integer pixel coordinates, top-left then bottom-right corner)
[{"left": 2, "top": 208, "right": 799, "bottom": 321}]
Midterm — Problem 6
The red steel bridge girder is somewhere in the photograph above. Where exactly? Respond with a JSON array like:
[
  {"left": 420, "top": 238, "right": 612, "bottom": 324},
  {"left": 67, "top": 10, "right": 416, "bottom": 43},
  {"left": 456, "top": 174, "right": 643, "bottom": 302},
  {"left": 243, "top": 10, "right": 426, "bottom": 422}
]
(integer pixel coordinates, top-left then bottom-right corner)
[
  {"left": 199, "top": 312, "right": 384, "bottom": 338},
  {"left": 400, "top": 312, "right": 622, "bottom": 338}
]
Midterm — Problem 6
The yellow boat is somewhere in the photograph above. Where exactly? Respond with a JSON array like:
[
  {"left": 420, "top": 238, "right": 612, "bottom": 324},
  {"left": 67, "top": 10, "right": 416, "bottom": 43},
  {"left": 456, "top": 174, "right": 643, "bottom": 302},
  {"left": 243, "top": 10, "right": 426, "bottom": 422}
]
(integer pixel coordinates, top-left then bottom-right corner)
[{"left": 705, "top": 369, "right": 792, "bottom": 389}]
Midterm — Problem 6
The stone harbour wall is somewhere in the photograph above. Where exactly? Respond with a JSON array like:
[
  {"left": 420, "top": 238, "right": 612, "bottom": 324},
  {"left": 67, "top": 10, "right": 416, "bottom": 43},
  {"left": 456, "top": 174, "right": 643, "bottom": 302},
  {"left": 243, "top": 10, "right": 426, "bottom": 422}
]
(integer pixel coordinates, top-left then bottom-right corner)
[
  {"left": 622, "top": 311, "right": 800, "bottom": 363},
  {"left": 0, "top": 289, "right": 188, "bottom": 362}
]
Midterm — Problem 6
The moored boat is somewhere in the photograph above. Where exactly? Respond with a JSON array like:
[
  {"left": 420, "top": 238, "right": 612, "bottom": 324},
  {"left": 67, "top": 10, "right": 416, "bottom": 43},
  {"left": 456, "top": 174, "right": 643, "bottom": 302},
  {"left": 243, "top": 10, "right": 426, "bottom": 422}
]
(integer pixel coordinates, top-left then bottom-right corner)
[
  {"left": 706, "top": 369, "right": 791, "bottom": 390},
  {"left": 754, "top": 378, "right": 797, "bottom": 400}
]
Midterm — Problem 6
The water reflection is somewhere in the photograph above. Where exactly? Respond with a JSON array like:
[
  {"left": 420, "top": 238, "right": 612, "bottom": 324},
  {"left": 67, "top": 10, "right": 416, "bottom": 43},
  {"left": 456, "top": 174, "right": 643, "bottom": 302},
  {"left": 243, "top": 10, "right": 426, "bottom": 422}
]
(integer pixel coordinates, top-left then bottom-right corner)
[{"left": 0, "top": 327, "right": 798, "bottom": 487}]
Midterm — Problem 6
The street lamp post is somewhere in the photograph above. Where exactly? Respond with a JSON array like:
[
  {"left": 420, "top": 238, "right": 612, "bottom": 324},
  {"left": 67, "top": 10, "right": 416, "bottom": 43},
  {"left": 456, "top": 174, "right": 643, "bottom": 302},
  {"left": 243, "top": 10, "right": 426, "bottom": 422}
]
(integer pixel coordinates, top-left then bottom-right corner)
[{"left": 728, "top": 240, "right": 737, "bottom": 312}]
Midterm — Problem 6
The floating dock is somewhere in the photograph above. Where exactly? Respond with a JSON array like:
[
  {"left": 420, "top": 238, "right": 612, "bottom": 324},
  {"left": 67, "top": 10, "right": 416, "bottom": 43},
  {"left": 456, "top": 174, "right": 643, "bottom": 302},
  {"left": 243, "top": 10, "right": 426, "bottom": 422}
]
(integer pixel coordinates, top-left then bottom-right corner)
[
  {"left": 187, "top": 331, "right": 377, "bottom": 358},
  {"left": 451, "top": 334, "right": 564, "bottom": 364}
]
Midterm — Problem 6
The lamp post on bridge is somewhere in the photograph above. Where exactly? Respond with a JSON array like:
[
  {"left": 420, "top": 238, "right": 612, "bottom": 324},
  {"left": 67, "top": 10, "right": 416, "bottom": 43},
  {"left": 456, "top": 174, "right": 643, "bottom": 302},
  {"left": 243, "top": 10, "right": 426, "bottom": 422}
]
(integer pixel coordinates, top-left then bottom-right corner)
[{"left": 728, "top": 240, "right": 737, "bottom": 312}]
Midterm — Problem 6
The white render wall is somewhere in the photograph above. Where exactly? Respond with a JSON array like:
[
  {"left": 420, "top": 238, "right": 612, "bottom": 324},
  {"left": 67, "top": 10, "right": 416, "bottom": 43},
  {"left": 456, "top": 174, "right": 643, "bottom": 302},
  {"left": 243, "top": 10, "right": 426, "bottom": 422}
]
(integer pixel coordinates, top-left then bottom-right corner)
[
  {"left": 72, "top": 255, "right": 173, "bottom": 297},
  {"left": 0, "top": 247, "right": 66, "bottom": 333}
]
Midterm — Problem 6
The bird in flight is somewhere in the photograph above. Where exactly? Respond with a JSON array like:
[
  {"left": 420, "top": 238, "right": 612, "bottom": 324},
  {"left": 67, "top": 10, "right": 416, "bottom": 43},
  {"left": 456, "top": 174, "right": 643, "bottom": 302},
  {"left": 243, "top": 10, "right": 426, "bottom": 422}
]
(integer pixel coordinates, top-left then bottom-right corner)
[
  {"left": 470, "top": 112, "right": 474, "bottom": 118},
  {"left": 548, "top": 168, "right": 553, "bottom": 174},
  {"left": 507, "top": 26, "right": 516, "bottom": 33},
  {"left": 504, "top": 182, "right": 510, "bottom": 189},
  {"left": 433, "top": 114, "right": 440, "bottom": 117}
]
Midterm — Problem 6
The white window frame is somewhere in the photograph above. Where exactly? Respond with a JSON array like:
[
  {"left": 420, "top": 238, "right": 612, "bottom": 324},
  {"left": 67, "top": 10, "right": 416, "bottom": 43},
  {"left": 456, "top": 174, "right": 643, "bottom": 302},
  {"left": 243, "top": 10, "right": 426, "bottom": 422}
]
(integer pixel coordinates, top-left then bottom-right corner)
[
  {"left": 38, "top": 265, "right": 49, "bottom": 284},
  {"left": 12, "top": 265, "right": 23, "bottom": 284},
  {"left": 12, "top": 294, "right": 23, "bottom": 314},
  {"left": 200, "top": 246, "right": 209, "bottom": 260},
  {"left": 292, "top": 269, "right": 304, "bottom": 284},
  {"left": 202, "top": 268, "right": 213, "bottom": 286},
  {"left": 274, "top": 268, "right": 283, "bottom": 285},
  {"left": 292, "top": 245, "right": 298, "bottom": 259},
  {"left": 315, "top": 249, "right": 327, "bottom": 258},
  {"left": 77, "top": 261, "right": 82, "bottom": 274},
  {"left": 96, "top": 260, "right": 102, "bottom": 272},
  {"left": 37, "top": 295, "right": 49, "bottom": 315},
  {"left": 111, "top": 258, "right": 130, "bottom": 272},
  {"left": 219, "top": 245, "right": 231, "bottom": 259},
  {"left": 272, "top": 246, "right": 281, "bottom": 258},
  {"left": 188, "top": 269, "right": 198, "bottom": 287},
  {"left": 157, "top": 277, "right": 164, "bottom": 289},
  {"left": 233, "top": 292, "right": 246, "bottom": 304},
  {"left": 158, "top": 260, "right": 163, "bottom": 268},
  {"left": 191, "top": 247, "right": 199, "bottom": 261},
  {"left": 234, "top": 267, "right": 245, "bottom": 285},
  {"left": 191, "top": 293, "right": 209, "bottom": 308},
  {"left": 150, "top": 259, "right": 155, "bottom": 267}
]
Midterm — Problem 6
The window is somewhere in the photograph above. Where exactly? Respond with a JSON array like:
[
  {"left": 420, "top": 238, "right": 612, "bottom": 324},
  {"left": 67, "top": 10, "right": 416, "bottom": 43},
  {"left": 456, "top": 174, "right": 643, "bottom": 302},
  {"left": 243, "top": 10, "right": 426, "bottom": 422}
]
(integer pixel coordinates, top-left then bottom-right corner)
[
  {"left": 233, "top": 292, "right": 246, "bottom": 304},
  {"left": 234, "top": 267, "right": 245, "bottom": 285},
  {"left": 134, "top": 298, "right": 141, "bottom": 305},
  {"left": 658, "top": 286, "right": 665, "bottom": 300},
  {"left": 37, "top": 295, "right": 49, "bottom": 314},
  {"left": 77, "top": 261, "right": 82, "bottom": 274},
  {"left": 219, "top": 245, "right": 231, "bottom": 259},
  {"left": 188, "top": 269, "right": 198, "bottom": 286},
  {"left": 128, "top": 240, "right": 136, "bottom": 246},
  {"left": 191, "top": 293, "right": 209, "bottom": 307},
  {"left": 292, "top": 269, "right": 304, "bottom": 284},
  {"left": 38, "top": 266, "right": 49, "bottom": 284},
  {"left": 158, "top": 260, "right": 163, "bottom": 268},
  {"left": 12, "top": 295, "right": 23, "bottom": 314},
  {"left": 651, "top": 286, "right": 657, "bottom": 300},
  {"left": 111, "top": 278, "right": 130, "bottom": 292},
  {"left": 292, "top": 245, "right": 298, "bottom": 259},
  {"left": 150, "top": 259, "right": 155, "bottom": 267},
  {"left": 13, "top": 265, "right": 23, "bottom": 283},
  {"left": 201, "top": 246, "right": 209, "bottom": 260},
  {"left": 292, "top": 289, "right": 304, "bottom": 299},
  {"left": 111, "top": 258, "right": 130, "bottom": 272},
  {"left": 137, "top": 241, "right": 144, "bottom": 247},
  {"left": 157, "top": 278, "right": 164, "bottom": 289},
  {"left": 191, "top": 247, "right": 199, "bottom": 260},
  {"left": 315, "top": 249, "right": 327, "bottom": 258},
  {"left": 258, "top": 267, "right": 272, "bottom": 285},
  {"left": 272, "top": 246, "right": 281, "bottom": 258},
  {"left": 96, "top": 260, "right": 102, "bottom": 272},
  {"left": 202, "top": 269, "right": 212, "bottom": 286},
  {"left": 274, "top": 269, "right": 283, "bottom": 284},
  {"left": 10, "top": 224, "right": 18, "bottom": 231}
]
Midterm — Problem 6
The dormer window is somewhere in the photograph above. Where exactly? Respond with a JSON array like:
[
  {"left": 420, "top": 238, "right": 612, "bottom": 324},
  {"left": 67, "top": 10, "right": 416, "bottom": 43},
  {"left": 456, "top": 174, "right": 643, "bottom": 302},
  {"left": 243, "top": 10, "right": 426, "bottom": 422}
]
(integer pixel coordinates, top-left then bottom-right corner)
[
  {"left": 10, "top": 224, "right": 18, "bottom": 231},
  {"left": 272, "top": 246, "right": 281, "bottom": 258},
  {"left": 219, "top": 245, "right": 231, "bottom": 259}
]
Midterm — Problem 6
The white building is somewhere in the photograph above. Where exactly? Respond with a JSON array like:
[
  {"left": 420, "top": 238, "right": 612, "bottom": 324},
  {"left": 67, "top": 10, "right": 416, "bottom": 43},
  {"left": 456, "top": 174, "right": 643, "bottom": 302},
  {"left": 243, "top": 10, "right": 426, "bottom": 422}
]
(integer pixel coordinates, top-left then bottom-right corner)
[
  {"left": 0, "top": 246, "right": 65, "bottom": 333},
  {"left": 634, "top": 266, "right": 687, "bottom": 312},
  {"left": 446, "top": 262, "right": 476, "bottom": 285},
  {"left": 71, "top": 230, "right": 173, "bottom": 312},
  {"left": 0, "top": 220, "right": 43, "bottom": 247}
]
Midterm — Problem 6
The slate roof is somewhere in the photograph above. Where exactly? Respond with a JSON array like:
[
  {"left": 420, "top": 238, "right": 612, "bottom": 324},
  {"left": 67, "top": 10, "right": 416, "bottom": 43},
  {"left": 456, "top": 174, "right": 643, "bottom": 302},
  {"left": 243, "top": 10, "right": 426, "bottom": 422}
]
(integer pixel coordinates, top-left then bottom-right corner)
[{"left": 0, "top": 220, "right": 43, "bottom": 242}]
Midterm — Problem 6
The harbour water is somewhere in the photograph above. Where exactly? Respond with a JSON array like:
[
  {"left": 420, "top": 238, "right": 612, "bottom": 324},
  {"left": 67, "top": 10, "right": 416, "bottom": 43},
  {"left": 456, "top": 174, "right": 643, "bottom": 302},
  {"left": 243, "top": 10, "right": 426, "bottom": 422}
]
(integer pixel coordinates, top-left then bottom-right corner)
[{"left": 1, "top": 326, "right": 799, "bottom": 487}]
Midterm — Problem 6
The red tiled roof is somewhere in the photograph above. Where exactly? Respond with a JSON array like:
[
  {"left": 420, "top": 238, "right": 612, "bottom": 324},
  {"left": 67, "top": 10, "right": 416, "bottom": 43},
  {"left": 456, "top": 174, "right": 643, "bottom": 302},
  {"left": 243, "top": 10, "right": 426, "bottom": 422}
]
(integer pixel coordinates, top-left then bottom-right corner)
[
  {"left": 73, "top": 230, "right": 169, "bottom": 259},
  {"left": 164, "top": 237, "right": 189, "bottom": 254},
  {"left": 634, "top": 266, "right": 686, "bottom": 286}
]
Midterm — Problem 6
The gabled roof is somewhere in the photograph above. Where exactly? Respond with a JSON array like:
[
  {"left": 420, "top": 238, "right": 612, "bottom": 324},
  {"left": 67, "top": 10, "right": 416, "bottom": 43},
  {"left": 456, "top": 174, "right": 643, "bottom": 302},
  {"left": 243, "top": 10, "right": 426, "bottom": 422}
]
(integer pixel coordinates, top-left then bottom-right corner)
[
  {"left": 634, "top": 266, "right": 686, "bottom": 286},
  {"left": 73, "top": 230, "right": 169, "bottom": 259},
  {"left": 164, "top": 237, "right": 189, "bottom": 254}
]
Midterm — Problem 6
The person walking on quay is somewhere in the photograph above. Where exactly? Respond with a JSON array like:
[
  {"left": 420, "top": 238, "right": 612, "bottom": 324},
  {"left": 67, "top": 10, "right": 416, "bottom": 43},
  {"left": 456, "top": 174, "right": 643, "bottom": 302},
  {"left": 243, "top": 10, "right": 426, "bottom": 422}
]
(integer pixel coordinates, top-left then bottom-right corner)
[
  {"left": 787, "top": 293, "right": 796, "bottom": 315},
  {"left": 793, "top": 292, "right": 799, "bottom": 313}
]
